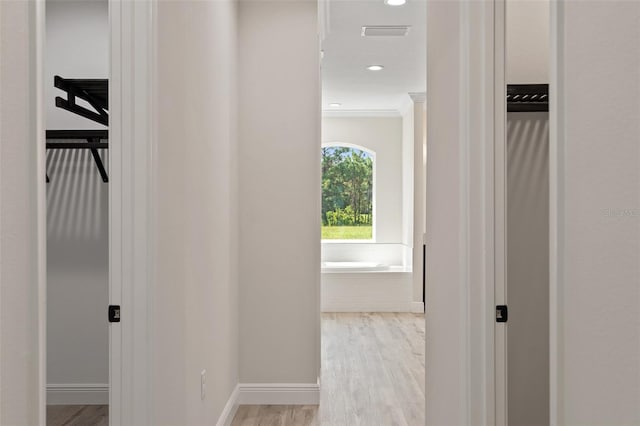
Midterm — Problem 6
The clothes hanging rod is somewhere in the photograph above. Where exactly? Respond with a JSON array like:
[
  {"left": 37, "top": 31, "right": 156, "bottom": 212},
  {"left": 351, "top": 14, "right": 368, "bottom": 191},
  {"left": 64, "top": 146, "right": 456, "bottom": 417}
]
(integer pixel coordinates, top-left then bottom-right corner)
[
  {"left": 45, "top": 129, "right": 109, "bottom": 183},
  {"left": 46, "top": 142, "right": 108, "bottom": 149},
  {"left": 46, "top": 129, "right": 108, "bottom": 140}
]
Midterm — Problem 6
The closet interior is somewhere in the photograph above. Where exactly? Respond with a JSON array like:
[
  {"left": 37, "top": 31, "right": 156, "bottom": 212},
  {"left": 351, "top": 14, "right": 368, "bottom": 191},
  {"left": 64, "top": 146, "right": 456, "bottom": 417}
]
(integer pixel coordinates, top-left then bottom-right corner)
[{"left": 46, "top": 1, "right": 109, "bottom": 424}]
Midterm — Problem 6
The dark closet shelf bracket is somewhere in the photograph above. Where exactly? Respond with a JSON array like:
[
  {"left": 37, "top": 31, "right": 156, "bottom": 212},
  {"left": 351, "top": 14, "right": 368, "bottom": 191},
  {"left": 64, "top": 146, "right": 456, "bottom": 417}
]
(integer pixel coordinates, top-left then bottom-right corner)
[
  {"left": 46, "top": 130, "right": 109, "bottom": 183},
  {"left": 507, "top": 84, "right": 549, "bottom": 112},
  {"left": 54, "top": 76, "right": 109, "bottom": 126}
]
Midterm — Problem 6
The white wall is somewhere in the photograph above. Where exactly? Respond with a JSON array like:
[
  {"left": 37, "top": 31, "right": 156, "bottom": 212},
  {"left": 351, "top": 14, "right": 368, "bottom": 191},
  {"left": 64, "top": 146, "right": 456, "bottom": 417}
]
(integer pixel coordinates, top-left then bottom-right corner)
[
  {"left": 425, "top": 0, "right": 496, "bottom": 422},
  {"left": 507, "top": 0, "right": 549, "bottom": 84},
  {"left": 46, "top": 149, "right": 109, "bottom": 402},
  {"left": 238, "top": 0, "right": 320, "bottom": 385},
  {"left": 322, "top": 117, "right": 403, "bottom": 244},
  {"left": 153, "top": 1, "right": 239, "bottom": 424},
  {"left": 45, "top": 0, "right": 109, "bottom": 403},
  {"left": 425, "top": 5, "right": 470, "bottom": 420},
  {"left": 46, "top": 0, "right": 108, "bottom": 130},
  {"left": 506, "top": 112, "right": 549, "bottom": 426},
  {"left": 0, "top": 1, "right": 43, "bottom": 424},
  {"left": 551, "top": 1, "right": 640, "bottom": 423},
  {"left": 505, "top": 1, "right": 550, "bottom": 422}
]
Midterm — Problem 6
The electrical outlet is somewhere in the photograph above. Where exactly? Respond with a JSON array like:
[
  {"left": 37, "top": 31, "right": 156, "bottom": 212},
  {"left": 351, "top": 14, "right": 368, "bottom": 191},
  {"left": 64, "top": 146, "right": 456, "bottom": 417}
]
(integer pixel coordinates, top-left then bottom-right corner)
[{"left": 200, "top": 369, "right": 206, "bottom": 400}]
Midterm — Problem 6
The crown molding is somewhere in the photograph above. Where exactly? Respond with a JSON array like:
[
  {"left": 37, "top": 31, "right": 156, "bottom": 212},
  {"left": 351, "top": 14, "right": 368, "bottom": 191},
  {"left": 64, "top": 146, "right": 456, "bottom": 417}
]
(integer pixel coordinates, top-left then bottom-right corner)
[
  {"left": 399, "top": 95, "right": 414, "bottom": 116},
  {"left": 409, "top": 92, "right": 426, "bottom": 103}
]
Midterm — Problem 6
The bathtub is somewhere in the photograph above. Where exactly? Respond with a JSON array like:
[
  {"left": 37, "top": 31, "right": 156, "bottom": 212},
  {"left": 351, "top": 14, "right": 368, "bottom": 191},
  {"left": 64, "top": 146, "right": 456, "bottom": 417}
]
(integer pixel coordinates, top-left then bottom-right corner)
[
  {"left": 321, "top": 261, "right": 390, "bottom": 273},
  {"left": 321, "top": 262, "right": 415, "bottom": 312}
]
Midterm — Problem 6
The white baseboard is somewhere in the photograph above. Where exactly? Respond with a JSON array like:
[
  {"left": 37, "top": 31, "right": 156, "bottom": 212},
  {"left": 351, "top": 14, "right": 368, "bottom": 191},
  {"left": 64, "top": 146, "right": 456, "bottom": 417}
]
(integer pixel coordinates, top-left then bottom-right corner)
[
  {"left": 238, "top": 383, "right": 320, "bottom": 405},
  {"left": 411, "top": 301, "right": 425, "bottom": 313},
  {"left": 47, "top": 383, "right": 108, "bottom": 405},
  {"left": 216, "top": 385, "right": 240, "bottom": 426}
]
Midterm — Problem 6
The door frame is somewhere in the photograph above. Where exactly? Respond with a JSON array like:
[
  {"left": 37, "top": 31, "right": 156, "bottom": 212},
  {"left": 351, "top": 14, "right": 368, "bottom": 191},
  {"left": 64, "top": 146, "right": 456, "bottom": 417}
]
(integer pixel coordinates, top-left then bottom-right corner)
[
  {"left": 35, "top": 1, "right": 157, "bottom": 425},
  {"left": 36, "top": 0, "right": 47, "bottom": 423},
  {"left": 33, "top": 0, "right": 514, "bottom": 424},
  {"left": 108, "top": 1, "right": 155, "bottom": 424},
  {"left": 493, "top": 0, "right": 508, "bottom": 424},
  {"left": 424, "top": 0, "right": 504, "bottom": 423}
]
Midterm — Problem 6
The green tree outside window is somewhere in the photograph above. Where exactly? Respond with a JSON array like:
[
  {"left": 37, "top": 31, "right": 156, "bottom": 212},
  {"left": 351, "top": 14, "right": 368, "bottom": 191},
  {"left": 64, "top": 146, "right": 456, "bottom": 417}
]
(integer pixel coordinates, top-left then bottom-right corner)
[{"left": 321, "top": 146, "right": 373, "bottom": 240}]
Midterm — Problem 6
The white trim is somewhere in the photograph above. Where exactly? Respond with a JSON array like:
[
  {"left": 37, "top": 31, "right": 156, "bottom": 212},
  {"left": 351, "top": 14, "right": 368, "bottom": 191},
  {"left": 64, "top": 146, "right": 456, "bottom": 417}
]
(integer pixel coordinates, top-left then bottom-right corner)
[
  {"left": 493, "top": 0, "right": 507, "bottom": 424},
  {"left": 318, "top": 0, "right": 330, "bottom": 43},
  {"left": 322, "top": 109, "right": 401, "bottom": 118},
  {"left": 238, "top": 383, "right": 320, "bottom": 405},
  {"left": 425, "top": 0, "right": 496, "bottom": 424},
  {"left": 408, "top": 92, "right": 426, "bottom": 103},
  {"left": 109, "top": 1, "right": 155, "bottom": 425},
  {"left": 47, "top": 384, "right": 109, "bottom": 406},
  {"left": 411, "top": 95, "right": 426, "bottom": 313},
  {"left": 398, "top": 95, "right": 414, "bottom": 117},
  {"left": 549, "top": 1, "right": 564, "bottom": 424},
  {"left": 216, "top": 385, "right": 240, "bottom": 426},
  {"left": 35, "top": 0, "right": 47, "bottom": 422},
  {"left": 411, "top": 301, "right": 425, "bottom": 313}
]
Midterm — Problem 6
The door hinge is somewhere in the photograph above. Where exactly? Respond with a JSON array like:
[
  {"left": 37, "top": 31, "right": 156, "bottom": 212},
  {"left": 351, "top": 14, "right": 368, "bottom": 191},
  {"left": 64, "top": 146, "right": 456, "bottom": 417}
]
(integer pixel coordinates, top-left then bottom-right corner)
[
  {"left": 496, "top": 305, "right": 508, "bottom": 323},
  {"left": 108, "top": 305, "right": 121, "bottom": 323}
]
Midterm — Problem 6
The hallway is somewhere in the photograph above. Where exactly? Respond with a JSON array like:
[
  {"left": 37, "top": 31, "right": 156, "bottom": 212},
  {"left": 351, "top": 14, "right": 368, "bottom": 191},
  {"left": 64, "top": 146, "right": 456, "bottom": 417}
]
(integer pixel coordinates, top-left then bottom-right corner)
[{"left": 232, "top": 312, "right": 426, "bottom": 426}]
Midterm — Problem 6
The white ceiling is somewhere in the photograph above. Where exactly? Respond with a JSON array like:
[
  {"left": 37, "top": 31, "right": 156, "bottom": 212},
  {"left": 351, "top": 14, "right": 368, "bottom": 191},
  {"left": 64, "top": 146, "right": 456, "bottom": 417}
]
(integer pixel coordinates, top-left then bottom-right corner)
[{"left": 321, "top": 0, "right": 426, "bottom": 114}]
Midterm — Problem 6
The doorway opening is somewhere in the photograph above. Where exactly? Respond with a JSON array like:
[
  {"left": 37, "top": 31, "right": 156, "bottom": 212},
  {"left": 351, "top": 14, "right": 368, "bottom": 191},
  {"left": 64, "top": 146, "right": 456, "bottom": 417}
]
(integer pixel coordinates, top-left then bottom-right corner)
[
  {"left": 496, "top": 1, "right": 551, "bottom": 424},
  {"left": 319, "top": 0, "right": 426, "bottom": 423},
  {"left": 44, "top": 1, "right": 110, "bottom": 424}
]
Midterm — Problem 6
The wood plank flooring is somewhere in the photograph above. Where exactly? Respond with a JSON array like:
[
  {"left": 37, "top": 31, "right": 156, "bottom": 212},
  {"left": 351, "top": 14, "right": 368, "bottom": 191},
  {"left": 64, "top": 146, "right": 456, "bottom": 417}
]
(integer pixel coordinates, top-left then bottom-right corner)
[
  {"left": 46, "top": 313, "right": 425, "bottom": 426},
  {"left": 47, "top": 405, "right": 108, "bottom": 426},
  {"left": 232, "top": 312, "right": 425, "bottom": 426}
]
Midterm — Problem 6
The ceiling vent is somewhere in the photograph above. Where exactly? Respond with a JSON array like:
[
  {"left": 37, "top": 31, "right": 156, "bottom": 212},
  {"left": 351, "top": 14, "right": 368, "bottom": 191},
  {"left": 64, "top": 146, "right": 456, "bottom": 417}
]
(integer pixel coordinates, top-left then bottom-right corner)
[{"left": 361, "top": 25, "right": 411, "bottom": 37}]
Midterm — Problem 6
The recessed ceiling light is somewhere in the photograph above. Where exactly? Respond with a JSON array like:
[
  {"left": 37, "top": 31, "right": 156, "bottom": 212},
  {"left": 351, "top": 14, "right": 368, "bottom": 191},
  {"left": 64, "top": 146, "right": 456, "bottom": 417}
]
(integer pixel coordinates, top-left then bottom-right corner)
[
  {"left": 367, "top": 65, "right": 384, "bottom": 71},
  {"left": 384, "top": 0, "right": 406, "bottom": 5},
  {"left": 329, "top": 103, "right": 342, "bottom": 108}
]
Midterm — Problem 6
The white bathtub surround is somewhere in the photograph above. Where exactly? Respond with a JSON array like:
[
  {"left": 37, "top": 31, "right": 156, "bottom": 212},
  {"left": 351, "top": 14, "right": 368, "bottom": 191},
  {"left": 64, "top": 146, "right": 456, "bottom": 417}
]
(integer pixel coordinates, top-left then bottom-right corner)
[
  {"left": 321, "top": 268, "right": 413, "bottom": 312},
  {"left": 321, "top": 242, "right": 415, "bottom": 312},
  {"left": 322, "top": 262, "right": 391, "bottom": 273},
  {"left": 321, "top": 242, "right": 410, "bottom": 267}
]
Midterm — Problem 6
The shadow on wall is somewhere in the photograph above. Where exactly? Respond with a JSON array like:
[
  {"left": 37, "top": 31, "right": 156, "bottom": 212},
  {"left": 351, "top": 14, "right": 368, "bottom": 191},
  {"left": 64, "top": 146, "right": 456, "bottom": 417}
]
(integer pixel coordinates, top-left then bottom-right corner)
[
  {"left": 506, "top": 112, "right": 549, "bottom": 426},
  {"left": 46, "top": 144, "right": 108, "bottom": 242},
  {"left": 46, "top": 141, "right": 109, "bottom": 388},
  {"left": 507, "top": 114, "right": 549, "bottom": 209}
]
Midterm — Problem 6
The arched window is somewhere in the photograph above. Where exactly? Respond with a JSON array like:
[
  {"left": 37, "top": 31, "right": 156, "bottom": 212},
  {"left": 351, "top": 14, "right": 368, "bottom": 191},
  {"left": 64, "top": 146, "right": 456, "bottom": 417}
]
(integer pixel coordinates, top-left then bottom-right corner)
[{"left": 321, "top": 144, "right": 375, "bottom": 241}]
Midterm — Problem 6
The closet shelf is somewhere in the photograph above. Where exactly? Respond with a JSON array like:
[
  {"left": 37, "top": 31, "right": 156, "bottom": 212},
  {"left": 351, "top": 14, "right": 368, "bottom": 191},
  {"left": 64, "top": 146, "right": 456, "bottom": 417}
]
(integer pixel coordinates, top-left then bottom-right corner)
[
  {"left": 507, "top": 84, "right": 548, "bottom": 112},
  {"left": 54, "top": 76, "right": 108, "bottom": 126},
  {"left": 48, "top": 76, "right": 109, "bottom": 183}
]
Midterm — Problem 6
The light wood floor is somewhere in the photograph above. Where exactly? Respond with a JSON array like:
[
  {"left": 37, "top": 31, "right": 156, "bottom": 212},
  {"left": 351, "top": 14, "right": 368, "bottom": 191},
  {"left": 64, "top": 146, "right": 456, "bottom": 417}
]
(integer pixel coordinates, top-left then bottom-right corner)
[
  {"left": 232, "top": 312, "right": 426, "bottom": 426},
  {"left": 47, "top": 405, "right": 108, "bottom": 426},
  {"left": 46, "top": 313, "right": 425, "bottom": 426}
]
